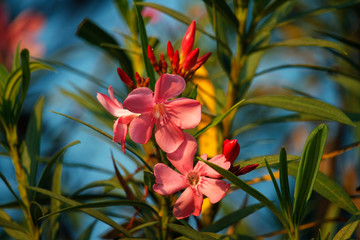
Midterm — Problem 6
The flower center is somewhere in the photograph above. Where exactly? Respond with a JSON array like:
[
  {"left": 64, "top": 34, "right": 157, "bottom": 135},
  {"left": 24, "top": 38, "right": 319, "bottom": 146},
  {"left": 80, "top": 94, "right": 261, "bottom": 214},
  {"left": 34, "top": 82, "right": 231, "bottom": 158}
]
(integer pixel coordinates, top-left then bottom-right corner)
[
  {"left": 186, "top": 171, "right": 200, "bottom": 186},
  {"left": 153, "top": 103, "right": 167, "bottom": 125}
]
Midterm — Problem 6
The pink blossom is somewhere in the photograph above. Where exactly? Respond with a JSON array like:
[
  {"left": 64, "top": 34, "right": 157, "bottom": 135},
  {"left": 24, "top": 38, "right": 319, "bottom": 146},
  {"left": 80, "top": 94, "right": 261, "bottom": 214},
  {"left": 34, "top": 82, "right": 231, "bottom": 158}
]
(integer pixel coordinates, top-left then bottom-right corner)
[
  {"left": 123, "top": 74, "right": 201, "bottom": 153},
  {"left": 0, "top": 3, "right": 45, "bottom": 69},
  {"left": 96, "top": 86, "right": 139, "bottom": 152},
  {"left": 153, "top": 133, "right": 231, "bottom": 219}
]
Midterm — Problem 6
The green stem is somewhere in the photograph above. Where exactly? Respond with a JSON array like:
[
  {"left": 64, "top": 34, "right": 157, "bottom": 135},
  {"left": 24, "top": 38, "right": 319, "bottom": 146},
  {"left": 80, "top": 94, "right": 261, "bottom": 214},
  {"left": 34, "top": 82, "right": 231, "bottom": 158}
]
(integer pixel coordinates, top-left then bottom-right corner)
[{"left": 160, "top": 196, "right": 169, "bottom": 240}]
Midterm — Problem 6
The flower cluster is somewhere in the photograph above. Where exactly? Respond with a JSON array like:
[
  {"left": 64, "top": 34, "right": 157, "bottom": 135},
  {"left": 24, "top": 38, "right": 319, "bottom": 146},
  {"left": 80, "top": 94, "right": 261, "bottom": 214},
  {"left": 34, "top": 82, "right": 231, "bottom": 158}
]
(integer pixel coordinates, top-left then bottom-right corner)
[
  {"left": 97, "top": 21, "right": 257, "bottom": 220},
  {"left": 147, "top": 21, "right": 211, "bottom": 81}
]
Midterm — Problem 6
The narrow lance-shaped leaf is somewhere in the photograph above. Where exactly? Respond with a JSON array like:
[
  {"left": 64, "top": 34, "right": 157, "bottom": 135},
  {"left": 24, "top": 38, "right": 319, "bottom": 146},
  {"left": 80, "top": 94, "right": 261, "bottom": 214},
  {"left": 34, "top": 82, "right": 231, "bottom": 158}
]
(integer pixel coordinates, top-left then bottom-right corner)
[
  {"left": 134, "top": 4, "right": 156, "bottom": 90},
  {"left": 167, "top": 223, "right": 217, "bottom": 240},
  {"left": 28, "top": 186, "right": 132, "bottom": 237},
  {"left": 197, "top": 157, "right": 291, "bottom": 234},
  {"left": 243, "top": 95, "right": 355, "bottom": 126},
  {"left": 279, "top": 147, "right": 292, "bottom": 219},
  {"left": 194, "top": 99, "right": 245, "bottom": 138},
  {"left": 292, "top": 124, "right": 328, "bottom": 226},
  {"left": 333, "top": 213, "right": 360, "bottom": 240},
  {"left": 76, "top": 18, "right": 134, "bottom": 77},
  {"left": 201, "top": 203, "right": 264, "bottom": 233},
  {"left": 288, "top": 161, "right": 359, "bottom": 215},
  {"left": 250, "top": 37, "right": 347, "bottom": 55}
]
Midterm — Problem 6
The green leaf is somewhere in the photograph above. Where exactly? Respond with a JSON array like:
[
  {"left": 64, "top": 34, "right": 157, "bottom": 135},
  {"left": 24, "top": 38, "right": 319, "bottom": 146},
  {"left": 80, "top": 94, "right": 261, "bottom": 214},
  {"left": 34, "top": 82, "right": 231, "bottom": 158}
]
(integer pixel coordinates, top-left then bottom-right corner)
[
  {"left": 243, "top": 95, "right": 355, "bottom": 126},
  {"left": 134, "top": 4, "right": 156, "bottom": 90},
  {"left": 197, "top": 157, "right": 290, "bottom": 232},
  {"left": 237, "top": 154, "right": 300, "bottom": 169},
  {"left": 78, "top": 221, "right": 97, "bottom": 240},
  {"left": 194, "top": 99, "right": 245, "bottom": 138},
  {"left": 201, "top": 203, "right": 264, "bottom": 233},
  {"left": 333, "top": 213, "right": 360, "bottom": 240},
  {"left": 0, "top": 210, "right": 30, "bottom": 240},
  {"left": 288, "top": 162, "right": 359, "bottom": 215},
  {"left": 188, "top": 84, "right": 198, "bottom": 100},
  {"left": 167, "top": 223, "right": 217, "bottom": 240},
  {"left": 265, "top": 159, "right": 283, "bottom": 209},
  {"left": 51, "top": 111, "right": 152, "bottom": 172},
  {"left": 279, "top": 147, "right": 292, "bottom": 219},
  {"left": 30, "top": 201, "right": 44, "bottom": 226},
  {"left": 76, "top": 18, "right": 134, "bottom": 77},
  {"left": 4, "top": 61, "right": 54, "bottom": 103},
  {"left": 39, "top": 200, "right": 158, "bottom": 220},
  {"left": 37, "top": 141, "right": 80, "bottom": 190},
  {"left": 202, "top": 0, "right": 239, "bottom": 29},
  {"left": 134, "top": 2, "right": 231, "bottom": 52},
  {"left": 143, "top": 171, "right": 155, "bottom": 191},
  {"left": 28, "top": 186, "right": 132, "bottom": 237},
  {"left": 0, "top": 171, "right": 24, "bottom": 207},
  {"left": 24, "top": 96, "right": 44, "bottom": 188},
  {"left": 292, "top": 124, "right": 328, "bottom": 226},
  {"left": 11, "top": 43, "right": 21, "bottom": 72},
  {"left": 251, "top": 37, "right": 347, "bottom": 55}
]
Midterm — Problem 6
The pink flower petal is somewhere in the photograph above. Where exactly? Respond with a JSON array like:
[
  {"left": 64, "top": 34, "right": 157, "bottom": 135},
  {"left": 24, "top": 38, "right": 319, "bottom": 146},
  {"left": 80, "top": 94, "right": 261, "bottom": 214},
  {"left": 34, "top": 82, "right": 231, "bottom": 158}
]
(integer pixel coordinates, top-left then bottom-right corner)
[
  {"left": 167, "top": 133, "right": 196, "bottom": 175},
  {"left": 97, "top": 92, "right": 123, "bottom": 117},
  {"left": 198, "top": 177, "right": 230, "bottom": 203},
  {"left": 173, "top": 187, "right": 195, "bottom": 219},
  {"left": 153, "top": 163, "right": 188, "bottom": 195},
  {"left": 194, "top": 154, "right": 230, "bottom": 178},
  {"left": 107, "top": 86, "right": 123, "bottom": 108},
  {"left": 154, "top": 74, "right": 185, "bottom": 103},
  {"left": 123, "top": 87, "right": 154, "bottom": 113},
  {"left": 113, "top": 118, "right": 127, "bottom": 153},
  {"left": 116, "top": 109, "right": 139, "bottom": 124},
  {"left": 167, "top": 98, "right": 201, "bottom": 129},
  {"left": 155, "top": 119, "right": 184, "bottom": 153},
  {"left": 128, "top": 113, "right": 154, "bottom": 144},
  {"left": 192, "top": 188, "right": 203, "bottom": 216}
]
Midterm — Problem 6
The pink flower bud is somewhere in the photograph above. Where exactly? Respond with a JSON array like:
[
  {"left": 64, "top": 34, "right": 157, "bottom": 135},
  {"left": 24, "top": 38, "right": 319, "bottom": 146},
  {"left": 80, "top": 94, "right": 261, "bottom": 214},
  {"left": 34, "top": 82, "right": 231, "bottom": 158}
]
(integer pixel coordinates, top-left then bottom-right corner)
[
  {"left": 180, "top": 20, "right": 196, "bottom": 63},
  {"left": 182, "top": 48, "right": 199, "bottom": 71},
  {"left": 117, "top": 68, "right": 135, "bottom": 89},
  {"left": 167, "top": 41, "right": 174, "bottom": 63},
  {"left": 222, "top": 139, "right": 240, "bottom": 164}
]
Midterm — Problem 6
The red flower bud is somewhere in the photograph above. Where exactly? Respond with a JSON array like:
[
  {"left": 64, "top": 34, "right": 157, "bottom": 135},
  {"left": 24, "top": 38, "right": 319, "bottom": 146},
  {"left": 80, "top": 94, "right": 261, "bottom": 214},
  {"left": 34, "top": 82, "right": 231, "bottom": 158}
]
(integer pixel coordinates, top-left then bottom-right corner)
[
  {"left": 180, "top": 20, "right": 196, "bottom": 63},
  {"left": 147, "top": 45, "right": 160, "bottom": 73},
  {"left": 222, "top": 139, "right": 240, "bottom": 164},
  {"left": 192, "top": 52, "right": 212, "bottom": 71},
  {"left": 171, "top": 50, "right": 179, "bottom": 74},
  {"left": 236, "top": 164, "right": 259, "bottom": 175},
  {"left": 182, "top": 48, "right": 199, "bottom": 71},
  {"left": 117, "top": 68, "right": 134, "bottom": 89},
  {"left": 159, "top": 52, "right": 167, "bottom": 74},
  {"left": 167, "top": 41, "right": 174, "bottom": 63}
]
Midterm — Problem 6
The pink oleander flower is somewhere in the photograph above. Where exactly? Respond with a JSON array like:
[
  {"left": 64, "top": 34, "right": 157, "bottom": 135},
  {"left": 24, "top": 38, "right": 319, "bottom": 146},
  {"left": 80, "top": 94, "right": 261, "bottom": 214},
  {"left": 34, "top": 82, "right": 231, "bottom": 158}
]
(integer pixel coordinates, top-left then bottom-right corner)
[
  {"left": 153, "top": 133, "right": 230, "bottom": 219},
  {"left": 0, "top": 3, "right": 45, "bottom": 70},
  {"left": 147, "top": 21, "right": 212, "bottom": 81},
  {"left": 123, "top": 74, "right": 201, "bottom": 153},
  {"left": 223, "top": 139, "right": 258, "bottom": 176},
  {"left": 96, "top": 86, "right": 139, "bottom": 153},
  {"left": 141, "top": 7, "right": 161, "bottom": 23}
]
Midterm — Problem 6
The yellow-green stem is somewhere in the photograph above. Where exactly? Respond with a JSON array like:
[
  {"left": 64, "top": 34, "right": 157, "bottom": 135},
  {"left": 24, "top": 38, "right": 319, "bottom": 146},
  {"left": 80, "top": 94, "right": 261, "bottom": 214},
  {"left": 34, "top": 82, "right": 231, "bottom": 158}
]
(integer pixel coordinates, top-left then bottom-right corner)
[
  {"left": 160, "top": 197, "right": 169, "bottom": 240},
  {"left": 7, "top": 127, "right": 39, "bottom": 239}
]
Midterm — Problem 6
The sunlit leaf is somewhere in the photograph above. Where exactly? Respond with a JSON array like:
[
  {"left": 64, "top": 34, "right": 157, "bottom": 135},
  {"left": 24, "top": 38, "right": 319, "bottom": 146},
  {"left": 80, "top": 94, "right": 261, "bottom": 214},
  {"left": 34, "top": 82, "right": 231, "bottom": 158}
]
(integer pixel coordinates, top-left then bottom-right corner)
[
  {"left": 243, "top": 95, "right": 355, "bottom": 126},
  {"left": 167, "top": 223, "right": 217, "bottom": 240},
  {"left": 251, "top": 37, "right": 346, "bottom": 55},
  {"left": 333, "top": 213, "right": 360, "bottom": 240},
  {"left": 237, "top": 154, "right": 300, "bottom": 169}
]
